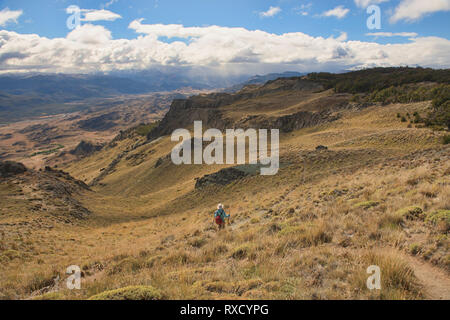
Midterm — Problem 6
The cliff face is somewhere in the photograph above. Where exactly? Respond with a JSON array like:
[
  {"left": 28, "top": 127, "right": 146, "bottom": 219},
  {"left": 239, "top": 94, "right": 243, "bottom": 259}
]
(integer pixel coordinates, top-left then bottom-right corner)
[
  {"left": 147, "top": 77, "right": 341, "bottom": 140},
  {"left": 147, "top": 98, "right": 228, "bottom": 139}
]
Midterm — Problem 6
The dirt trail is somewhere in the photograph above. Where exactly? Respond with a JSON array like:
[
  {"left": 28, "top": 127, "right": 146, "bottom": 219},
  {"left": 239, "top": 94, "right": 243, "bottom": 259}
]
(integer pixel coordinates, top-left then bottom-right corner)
[
  {"left": 226, "top": 206, "right": 449, "bottom": 300},
  {"left": 406, "top": 255, "right": 450, "bottom": 300}
]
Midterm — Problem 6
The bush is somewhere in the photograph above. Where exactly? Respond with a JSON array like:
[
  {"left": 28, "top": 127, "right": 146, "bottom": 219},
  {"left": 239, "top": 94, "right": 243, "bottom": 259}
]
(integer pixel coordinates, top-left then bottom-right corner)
[
  {"left": 409, "top": 244, "right": 422, "bottom": 255},
  {"left": 395, "top": 206, "right": 424, "bottom": 221},
  {"left": 135, "top": 123, "right": 158, "bottom": 137},
  {"left": 426, "top": 210, "right": 450, "bottom": 233},
  {"left": 426, "top": 209, "right": 450, "bottom": 224},
  {"left": 89, "top": 285, "right": 163, "bottom": 300},
  {"left": 443, "top": 135, "right": 450, "bottom": 145}
]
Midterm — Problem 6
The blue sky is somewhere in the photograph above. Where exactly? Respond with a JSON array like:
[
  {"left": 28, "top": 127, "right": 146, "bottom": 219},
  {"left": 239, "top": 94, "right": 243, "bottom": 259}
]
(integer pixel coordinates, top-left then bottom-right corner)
[
  {"left": 2, "top": 0, "right": 449, "bottom": 42},
  {"left": 0, "top": 0, "right": 449, "bottom": 75}
]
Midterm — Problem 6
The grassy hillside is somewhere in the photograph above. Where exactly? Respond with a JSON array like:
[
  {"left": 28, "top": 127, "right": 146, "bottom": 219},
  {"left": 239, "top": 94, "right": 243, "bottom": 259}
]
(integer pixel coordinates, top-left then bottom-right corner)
[{"left": 0, "top": 70, "right": 449, "bottom": 300}]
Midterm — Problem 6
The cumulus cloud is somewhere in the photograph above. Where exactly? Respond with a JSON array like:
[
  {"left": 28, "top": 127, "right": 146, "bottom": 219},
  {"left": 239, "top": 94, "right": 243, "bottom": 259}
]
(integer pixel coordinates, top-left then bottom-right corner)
[
  {"left": 366, "top": 32, "right": 418, "bottom": 37},
  {"left": 0, "top": 7, "right": 23, "bottom": 26},
  {"left": 259, "top": 6, "right": 282, "bottom": 18},
  {"left": 0, "top": 21, "right": 449, "bottom": 75},
  {"left": 67, "top": 24, "right": 112, "bottom": 44},
  {"left": 354, "top": 0, "right": 390, "bottom": 8},
  {"left": 322, "top": 6, "right": 350, "bottom": 19},
  {"left": 390, "top": 0, "right": 450, "bottom": 23}
]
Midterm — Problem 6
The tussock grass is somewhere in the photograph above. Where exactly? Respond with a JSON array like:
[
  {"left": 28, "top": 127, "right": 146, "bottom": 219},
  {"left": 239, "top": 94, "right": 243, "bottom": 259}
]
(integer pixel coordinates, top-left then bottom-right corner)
[
  {"left": 1, "top": 100, "right": 448, "bottom": 300},
  {"left": 352, "top": 250, "right": 422, "bottom": 300}
]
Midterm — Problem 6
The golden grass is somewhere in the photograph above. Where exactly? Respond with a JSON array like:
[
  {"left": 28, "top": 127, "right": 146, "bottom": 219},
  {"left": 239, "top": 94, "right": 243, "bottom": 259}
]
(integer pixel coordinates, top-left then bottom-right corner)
[{"left": 0, "top": 100, "right": 448, "bottom": 300}]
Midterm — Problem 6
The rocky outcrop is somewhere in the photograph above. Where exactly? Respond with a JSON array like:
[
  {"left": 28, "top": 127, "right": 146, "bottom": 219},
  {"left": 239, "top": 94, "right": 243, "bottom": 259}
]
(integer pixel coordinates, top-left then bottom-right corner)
[
  {"left": 147, "top": 77, "right": 326, "bottom": 140},
  {"left": 70, "top": 140, "right": 104, "bottom": 158},
  {"left": 195, "top": 167, "right": 250, "bottom": 189},
  {"left": 236, "top": 110, "right": 339, "bottom": 133},
  {"left": 38, "top": 167, "right": 91, "bottom": 219},
  {"left": 0, "top": 161, "right": 27, "bottom": 178},
  {"left": 147, "top": 97, "right": 231, "bottom": 139},
  {"left": 43, "top": 166, "right": 90, "bottom": 191},
  {"left": 1, "top": 163, "right": 91, "bottom": 220}
]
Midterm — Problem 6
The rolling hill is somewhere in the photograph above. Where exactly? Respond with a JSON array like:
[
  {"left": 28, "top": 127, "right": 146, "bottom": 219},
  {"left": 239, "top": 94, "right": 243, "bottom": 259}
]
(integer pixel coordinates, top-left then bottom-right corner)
[{"left": 0, "top": 68, "right": 449, "bottom": 300}]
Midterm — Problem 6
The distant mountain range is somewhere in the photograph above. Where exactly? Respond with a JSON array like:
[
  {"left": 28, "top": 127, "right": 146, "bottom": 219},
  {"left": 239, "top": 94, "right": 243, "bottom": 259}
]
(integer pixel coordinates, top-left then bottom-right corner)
[
  {"left": 0, "top": 71, "right": 304, "bottom": 123},
  {"left": 0, "top": 73, "right": 208, "bottom": 100},
  {"left": 224, "top": 71, "right": 306, "bottom": 92}
]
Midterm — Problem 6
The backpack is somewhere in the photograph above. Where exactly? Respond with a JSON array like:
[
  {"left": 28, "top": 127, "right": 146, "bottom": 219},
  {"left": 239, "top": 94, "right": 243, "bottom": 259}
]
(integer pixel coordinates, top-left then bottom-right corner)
[{"left": 215, "top": 210, "right": 223, "bottom": 224}]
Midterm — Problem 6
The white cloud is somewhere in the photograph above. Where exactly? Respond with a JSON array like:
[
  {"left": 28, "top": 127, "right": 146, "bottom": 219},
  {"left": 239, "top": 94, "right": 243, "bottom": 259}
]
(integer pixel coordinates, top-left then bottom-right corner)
[
  {"left": 259, "top": 6, "right": 282, "bottom": 18},
  {"left": 0, "top": 8, "right": 23, "bottom": 26},
  {"left": 354, "top": 0, "right": 390, "bottom": 8},
  {"left": 366, "top": 32, "right": 418, "bottom": 37},
  {"left": 322, "top": 6, "right": 350, "bottom": 19},
  {"left": 81, "top": 9, "right": 122, "bottom": 22},
  {"left": 0, "top": 21, "right": 449, "bottom": 75},
  {"left": 390, "top": 0, "right": 450, "bottom": 23},
  {"left": 67, "top": 24, "right": 112, "bottom": 44}
]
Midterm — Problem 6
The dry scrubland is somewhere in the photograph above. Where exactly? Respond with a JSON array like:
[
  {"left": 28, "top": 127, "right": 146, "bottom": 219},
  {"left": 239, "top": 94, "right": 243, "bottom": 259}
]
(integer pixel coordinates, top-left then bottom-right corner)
[
  {"left": 0, "top": 93, "right": 175, "bottom": 170},
  {"left": 0, "top": 99, "right": 449, "bottom": 300}
]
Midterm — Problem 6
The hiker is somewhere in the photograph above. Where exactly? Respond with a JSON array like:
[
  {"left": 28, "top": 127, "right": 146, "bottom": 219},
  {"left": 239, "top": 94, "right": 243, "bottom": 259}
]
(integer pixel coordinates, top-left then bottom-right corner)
[{"left": 214, "top": 203, "right": 230, "bottom": 230}]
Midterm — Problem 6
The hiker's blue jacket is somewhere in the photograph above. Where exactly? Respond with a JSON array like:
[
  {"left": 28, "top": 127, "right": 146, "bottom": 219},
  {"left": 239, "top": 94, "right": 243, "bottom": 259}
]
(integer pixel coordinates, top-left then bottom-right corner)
[{"left": 214, "top": 208, "right": 230, "bottom": 221}]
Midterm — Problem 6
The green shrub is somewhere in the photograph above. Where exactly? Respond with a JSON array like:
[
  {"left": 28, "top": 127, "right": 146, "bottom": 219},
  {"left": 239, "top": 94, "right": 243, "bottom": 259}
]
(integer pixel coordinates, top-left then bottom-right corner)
[
  {"left": 89, "top": 285, "right": 163, "bottom": 300},
  {"left": 426, "top": 210, "right": 450, "bottom": 224},
  {"left": 409, "top": 244, "right": 421, "bottom": 255},
  {"left": 135, "top": 123, "right": 158, "bottom": 136},
  {"left": 426, "top": 210, "right": 450, "bottom": 232},
  {"left": 395, "top": 206, "right": 424, "bottom": 221}
]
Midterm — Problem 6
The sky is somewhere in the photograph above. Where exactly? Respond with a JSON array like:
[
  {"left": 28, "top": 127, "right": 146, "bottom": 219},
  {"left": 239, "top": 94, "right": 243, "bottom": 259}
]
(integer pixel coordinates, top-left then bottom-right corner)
[{"left": 0, "top": 0, "right": 449, "bottom": 76}]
